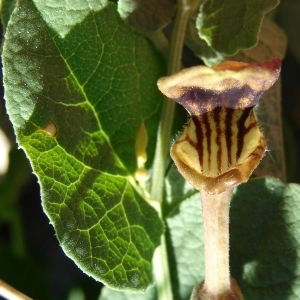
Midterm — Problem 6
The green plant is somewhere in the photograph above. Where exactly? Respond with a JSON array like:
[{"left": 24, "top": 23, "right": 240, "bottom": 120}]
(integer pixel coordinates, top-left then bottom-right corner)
[{"left": 1, "top": 0, "right": 300, "bottom": 299}]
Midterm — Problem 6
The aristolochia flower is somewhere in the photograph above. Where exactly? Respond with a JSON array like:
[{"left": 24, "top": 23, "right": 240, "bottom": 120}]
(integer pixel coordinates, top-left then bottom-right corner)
[{"left": 157, "top": 59, "right": 281, "bottom": 194}]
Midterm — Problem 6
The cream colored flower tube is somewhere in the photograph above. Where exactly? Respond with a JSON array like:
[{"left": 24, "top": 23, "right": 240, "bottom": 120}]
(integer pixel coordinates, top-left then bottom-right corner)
[
  {"left": 191, "top": 188, "right": 243, "bottom": 300},
  {"left": 157, "top": 59, "right": 281, "bottom": 299}
]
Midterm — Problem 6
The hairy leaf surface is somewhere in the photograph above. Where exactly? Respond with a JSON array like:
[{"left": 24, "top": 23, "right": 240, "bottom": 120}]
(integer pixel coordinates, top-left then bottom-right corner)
[
  {"left": 3, "top": 0, "right": 165, "bottom": 290},
  {"left": 118, "top": 0, "right": 175, "bottom": 32},
  {"left": 165, "top": 166, "right": 300, "bottom": 300},
  {"left": 196, "top": 0, "right": 279, "bottom": 56}
]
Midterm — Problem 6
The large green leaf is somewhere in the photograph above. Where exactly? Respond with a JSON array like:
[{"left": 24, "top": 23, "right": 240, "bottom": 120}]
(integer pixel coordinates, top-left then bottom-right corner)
[
  {"left": 164, "top": 164, "right": 300, "bottom": 299},
  {"left": 3, "top": 0, "right": 165, "bottom": 291},
  {"left": 229, "top": 178, "right": 284, "bottom": 277},
  {"left": 237, "top": 183, "right": 300, "bottom": 299},
  {"left": 196, "top": 0, "right": 279, "bottom": 56}
]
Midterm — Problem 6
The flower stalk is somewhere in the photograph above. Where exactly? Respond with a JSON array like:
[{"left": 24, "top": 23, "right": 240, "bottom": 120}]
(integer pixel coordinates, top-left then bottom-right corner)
[
  {"left": 200, "top": 188, "right": 233, "bottom": 296},
  {"left": 191, "top": 188, "right": 243, "bottom": 300}
]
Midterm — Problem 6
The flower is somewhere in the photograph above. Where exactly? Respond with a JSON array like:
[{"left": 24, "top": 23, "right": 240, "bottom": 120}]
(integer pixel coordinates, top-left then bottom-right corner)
[{"left": 157, "top": 59, "right": 281, "bottom": 194}]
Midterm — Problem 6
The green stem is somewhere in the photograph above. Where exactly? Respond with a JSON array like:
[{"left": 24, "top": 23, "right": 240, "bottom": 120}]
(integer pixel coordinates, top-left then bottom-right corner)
[
  {"left": 150, "top": 0, "right": 192, "bottom": 202},
  {"left": 145, "top": 31, "right": 170, "bottom": 61},
  {"left": 150, "top": 2, "right": 192, "bottom": 300}
]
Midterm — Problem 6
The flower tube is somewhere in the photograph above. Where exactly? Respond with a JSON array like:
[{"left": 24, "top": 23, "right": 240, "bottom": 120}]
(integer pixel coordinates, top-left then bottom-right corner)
[
  {"left": 157, "top": 59, "right": 281, "bottom": 299},
  {"left": 158, "top": 59, "right": 281, "bottom": 195}
]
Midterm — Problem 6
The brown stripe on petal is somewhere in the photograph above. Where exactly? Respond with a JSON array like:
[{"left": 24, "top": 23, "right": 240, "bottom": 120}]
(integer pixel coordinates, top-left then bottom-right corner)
[
  {"left": 185, "top": 134, "right": 197, "bottom": 149},
  {"left": 244, "top": 123, "right": 257, "bottom": 135},
  {"left": 170, "top": 106, "right": 266, "bottom": 193},
  {"left": 236, "top": 107, "right": 252, "bottom": 160},
  {"left": 244, "top": 111, "right": 257, "bottom": 135},
  {"left": 225, "top": 108, "right": 234, "bottom": 166},
  {"left": 202, "top": 113, "right": 212, "bottom": 170},
  {"left": 192, "top": 116, "right": 204, "bottom": 168},
  {"left": 213, "top": 107, "right": 223, "bottom": 172}
]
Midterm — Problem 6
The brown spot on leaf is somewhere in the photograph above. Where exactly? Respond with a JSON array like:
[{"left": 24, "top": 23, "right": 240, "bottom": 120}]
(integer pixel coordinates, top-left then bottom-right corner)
[{"left": 43, "top": 122, "right": 57, "bottom": 137}]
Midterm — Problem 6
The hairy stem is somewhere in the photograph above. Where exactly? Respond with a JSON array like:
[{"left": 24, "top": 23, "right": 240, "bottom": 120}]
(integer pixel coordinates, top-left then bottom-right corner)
[
  {"left": 200, "top": 188, "right": 233, "bottom": 296},
  {"left": 191, "top": 188, "right": 244, "bottom": 300},
  {"left": 150, "top": 1, "right": 192, "bottom": 300},
  {"left": 150, "top": 0, "right": 191, "bottom": 201}
]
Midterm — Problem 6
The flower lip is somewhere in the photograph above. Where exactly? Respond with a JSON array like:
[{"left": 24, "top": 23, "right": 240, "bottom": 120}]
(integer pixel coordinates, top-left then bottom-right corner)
[{"left": 157, "top": 58, "right": 281, "bottom": 115}]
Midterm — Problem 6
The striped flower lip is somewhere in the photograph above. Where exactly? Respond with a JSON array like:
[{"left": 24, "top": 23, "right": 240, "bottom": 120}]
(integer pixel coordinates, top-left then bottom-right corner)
[{"left": 158, "top": 59, "right": 281, "bottom": 194}]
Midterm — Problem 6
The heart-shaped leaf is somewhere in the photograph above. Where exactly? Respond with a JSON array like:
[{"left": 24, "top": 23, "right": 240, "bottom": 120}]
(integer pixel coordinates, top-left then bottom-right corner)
[{"left": 3, "top": 0, "right": 165, "bottom": 291}]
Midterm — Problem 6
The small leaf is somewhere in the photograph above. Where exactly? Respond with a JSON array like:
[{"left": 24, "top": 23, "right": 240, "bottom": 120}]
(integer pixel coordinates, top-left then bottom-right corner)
[
  {"left": 196, "top": 0, "right": 279, "bottom": 56},
  {"left": 185, "top": 8, "right": 225, "bottom": 67},
  {"left": 186, "top": 15, "right": 286, "bottom": 67},
  {"left": 232, "top": 18, "right": 287, "bottom": 63},
  {"left": 117, "top": 0, "right": 175, "bottom": 32},
  {"left": 3, "top": 0, "right": 165, "bottom": 290}
]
